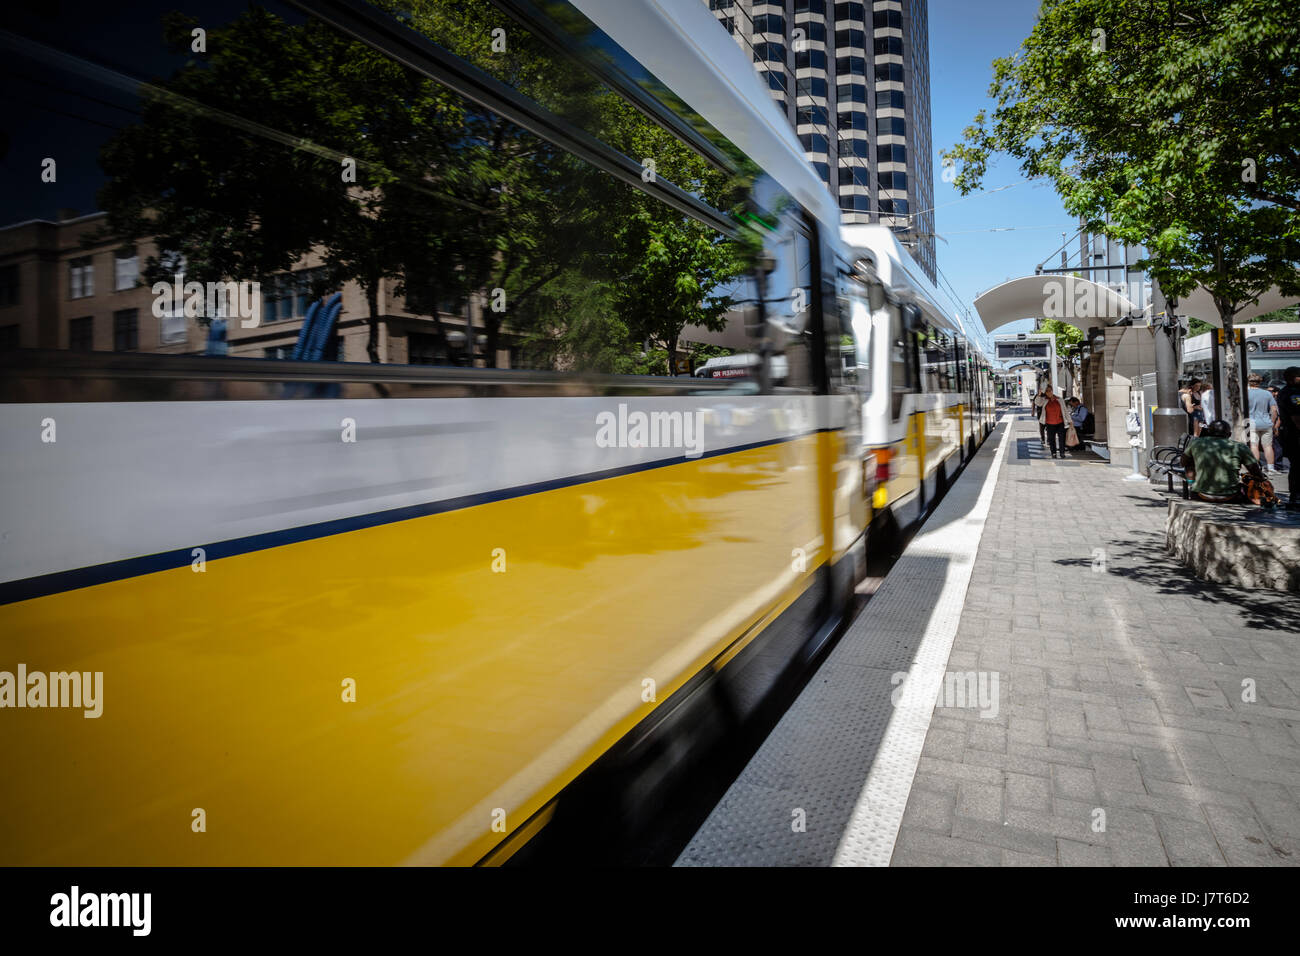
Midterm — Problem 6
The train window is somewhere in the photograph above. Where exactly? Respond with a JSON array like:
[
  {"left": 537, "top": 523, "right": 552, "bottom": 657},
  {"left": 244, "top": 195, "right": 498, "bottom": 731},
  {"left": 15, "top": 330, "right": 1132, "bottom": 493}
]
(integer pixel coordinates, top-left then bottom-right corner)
[
  {"left": 890, "top": 306, "right": 915, "bottom": 418},
  {"left": 921, "top": 325, "right": 960, "bottom": 393},
  {"left": 749, "top": 210, "right": 815, "bottom": 392},
  {"left": 840, "top": 274, "right": 871, "bottom": 397},
  {"left": 5, "top": 0, "right": 799, "bottom": 383}
]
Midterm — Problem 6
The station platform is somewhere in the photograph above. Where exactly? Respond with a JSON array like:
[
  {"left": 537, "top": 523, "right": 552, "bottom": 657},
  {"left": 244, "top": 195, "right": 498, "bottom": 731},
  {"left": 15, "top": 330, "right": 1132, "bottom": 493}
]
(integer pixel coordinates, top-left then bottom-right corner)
[{"left": 677, "top": 410, "right": 1300, "bottom": 866}]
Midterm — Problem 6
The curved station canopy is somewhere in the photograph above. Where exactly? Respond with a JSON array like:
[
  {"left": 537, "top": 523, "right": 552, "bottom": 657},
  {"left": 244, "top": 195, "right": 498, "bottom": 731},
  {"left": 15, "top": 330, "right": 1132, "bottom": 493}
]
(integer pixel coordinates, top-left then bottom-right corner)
[
  {"left": 973, "top": 275, "right": 1138, "bottom": 335},
  {"left": 1173, "top": 285, "right": 1292, "bottom": 328},
  {"left": 974, "top": 274, "right": 1292, "bottom": 334}
]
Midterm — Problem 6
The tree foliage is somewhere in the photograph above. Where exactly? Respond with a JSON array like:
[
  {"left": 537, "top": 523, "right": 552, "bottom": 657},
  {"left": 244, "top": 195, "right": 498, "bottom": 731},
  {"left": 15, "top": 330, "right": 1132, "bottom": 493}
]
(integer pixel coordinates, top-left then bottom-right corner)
[
  {"left": 1038, "top": 318, "right": 1084, "bottom": 357},
  {"left": 96, "top": 1, "right": 755, "bottom": 371},
  {"left": 945, "top": 0, "right": 1300, "bottom": 432}
]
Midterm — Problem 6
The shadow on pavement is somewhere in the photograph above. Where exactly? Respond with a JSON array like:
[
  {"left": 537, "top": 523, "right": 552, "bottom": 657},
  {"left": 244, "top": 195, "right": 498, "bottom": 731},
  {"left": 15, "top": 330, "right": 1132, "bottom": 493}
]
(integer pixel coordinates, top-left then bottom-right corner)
[{"left": 1054, "top": 529, "right": 1300, "bottom": 633}]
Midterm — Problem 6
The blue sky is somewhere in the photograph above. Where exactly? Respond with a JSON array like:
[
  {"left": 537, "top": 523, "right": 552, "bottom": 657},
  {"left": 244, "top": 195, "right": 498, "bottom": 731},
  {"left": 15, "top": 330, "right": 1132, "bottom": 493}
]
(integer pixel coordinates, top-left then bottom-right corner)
[{"left": 927, "top": 0, "right": 1069, "bottom": 348}]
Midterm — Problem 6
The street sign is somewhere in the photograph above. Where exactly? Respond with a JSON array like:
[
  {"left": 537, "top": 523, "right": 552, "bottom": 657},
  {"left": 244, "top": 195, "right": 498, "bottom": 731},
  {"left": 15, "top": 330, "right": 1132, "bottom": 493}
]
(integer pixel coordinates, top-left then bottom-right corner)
[{"left": 995, "top": 341, "right": 1051, "bottom": 360}]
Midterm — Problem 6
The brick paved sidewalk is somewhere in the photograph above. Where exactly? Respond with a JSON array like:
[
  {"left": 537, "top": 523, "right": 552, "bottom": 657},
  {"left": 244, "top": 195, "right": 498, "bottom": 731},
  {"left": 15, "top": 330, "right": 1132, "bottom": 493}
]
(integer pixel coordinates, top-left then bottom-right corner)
[{"left": 892, "top": 411, "right": 1300, "bottom": 866}]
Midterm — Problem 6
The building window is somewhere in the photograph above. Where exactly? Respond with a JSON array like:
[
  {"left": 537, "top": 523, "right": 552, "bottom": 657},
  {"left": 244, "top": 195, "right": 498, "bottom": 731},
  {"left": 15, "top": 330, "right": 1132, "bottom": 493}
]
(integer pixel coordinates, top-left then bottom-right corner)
[
  {"left": 873, "top": 36, "right": 903, "bottom": 56},
  {"left": 754, "top": 41, "right": 786, "bottom": 63},
  {"left": 159, "top": 309, "right": 187, "bottom": 345},
  {"left": 798, "top": 105, "right": 829, "bottom": 127},
  {"left": 262, "top": 268, "right": 325, "bottom": 323},
  {"left": 803, "top": 22, "right": 826, "bottom": 42},
  {"left": 800, "top": 133, "right": 829, "bottom": 154},
  {"left": 264, "top": 345, "right": 293, "bottom": 360},
  {"left": 834, "top": 2, "right": 865, "bottom": 22},
  {"left": 839, "top": 194, "right": 871, "bottom": 212},
  {"left": 767, "top": 71, "right": 789, "bottom": 93},
  {"left": 834, "top": 28, "right": 866, "bottom": 49},
  {"left": 813, "top": 162, "right": 829, "bottom": 183},
  {"left": 875, "top": 62, "right": 904, "bottom": 82},
  {"left": 876, "top": 89, "right": 905, "bottom": 110},
  {"left": 874, "top": 9, "right": 903, "bottom": 30},
  {"left": 878, "top": 171, "right": 908, "bottom": 190},
  {"left": 846, "top": 137, "right": 870, "bottom": 158},
  {"left": 795, "top": 49, "right": 826, "bottom": 70},
  {"left": 876, "top": 116, "right": 906, "bottom": 136},
  {"left": 835, "top": 55, "right": 867, "bottom": 77},
  {"left": 114, "top": 250, "right": 139, "bottom": 291},
  {"left": 836, "top": 83, "right": 867, "bottom": 104},
  {"left": 113, "top": 308, "right": 139, "bottom": 351},
  {"left": 795, "top": 0, "right": 826, "bottom": 13},
  {"left": 838, "top": 109, "right": 870, "bottom": 131},
  {"left": 753, "top": 13, "right": 784, "bottom": 34},
  {"left": 0, "top": 265, "right": 18, "bottom": 307},
  {"left": 0, "top": 324, "right": 18, "bottom": 349},
  {"left": 880, "top": 198, "right": 910, "bottom": 215},
  {"left": 877, "top": 143, "right": 907, "bottom": 163},
  {"left": 69, "top": 257, "right": 94, "bottom": 299},
  {"left": 839, "top": 166, "right": 870, "bottom": 187},
  {"left": 801, "top": 76, "right": 827, "bottom": 97},
  {"left": 69, "top": 316, "right": 93, "bottom": 351},
  {"left": 407, "top": 331, "right": 444, "bottom": 366}
]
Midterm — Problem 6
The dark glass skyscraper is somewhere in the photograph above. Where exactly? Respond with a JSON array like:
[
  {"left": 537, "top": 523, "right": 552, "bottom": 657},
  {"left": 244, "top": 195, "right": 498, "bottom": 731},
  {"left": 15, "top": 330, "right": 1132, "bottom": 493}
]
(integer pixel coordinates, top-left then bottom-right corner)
[{"left": 704, "top": 0, "right": 936, "bottom": 282}]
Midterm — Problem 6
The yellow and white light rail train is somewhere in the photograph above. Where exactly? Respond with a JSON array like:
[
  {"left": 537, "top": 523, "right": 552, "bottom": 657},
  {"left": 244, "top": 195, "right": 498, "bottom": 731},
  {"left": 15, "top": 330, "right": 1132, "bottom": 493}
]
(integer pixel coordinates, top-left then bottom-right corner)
[{"left": 0, "top": 0, "right": 994, "bottom": 864}]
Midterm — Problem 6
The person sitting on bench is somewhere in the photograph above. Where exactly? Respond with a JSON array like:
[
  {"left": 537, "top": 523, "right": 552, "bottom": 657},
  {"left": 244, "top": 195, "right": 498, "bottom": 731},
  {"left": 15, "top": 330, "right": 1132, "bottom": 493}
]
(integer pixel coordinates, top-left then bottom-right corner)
[
  {"left": 1181, "top": 419, "right": 1274, "bottom": 504},
  {"left": 1066, "top": 397, "right": 1093, "bottom": 451}
]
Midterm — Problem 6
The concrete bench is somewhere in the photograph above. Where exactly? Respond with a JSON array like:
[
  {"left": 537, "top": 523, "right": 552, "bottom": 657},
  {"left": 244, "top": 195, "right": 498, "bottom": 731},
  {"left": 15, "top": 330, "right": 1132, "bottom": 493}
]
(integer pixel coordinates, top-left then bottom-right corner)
[{"left": 1166, "top": 499, "right": 1300, "bottom": 591}]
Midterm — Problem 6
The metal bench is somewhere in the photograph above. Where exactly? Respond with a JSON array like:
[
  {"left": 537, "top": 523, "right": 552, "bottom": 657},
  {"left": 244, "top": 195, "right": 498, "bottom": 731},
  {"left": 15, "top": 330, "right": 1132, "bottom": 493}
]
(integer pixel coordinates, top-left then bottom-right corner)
[{"left": 1147, "top": 433, "right": 1192, "bottom": 498}]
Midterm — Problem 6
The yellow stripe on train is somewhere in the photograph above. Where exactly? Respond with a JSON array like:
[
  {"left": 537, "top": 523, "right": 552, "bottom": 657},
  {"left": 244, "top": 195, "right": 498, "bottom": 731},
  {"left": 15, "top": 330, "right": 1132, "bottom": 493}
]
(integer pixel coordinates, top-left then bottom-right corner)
[{"left": 0, "top": 433, "right": 845, "bottom": 866}]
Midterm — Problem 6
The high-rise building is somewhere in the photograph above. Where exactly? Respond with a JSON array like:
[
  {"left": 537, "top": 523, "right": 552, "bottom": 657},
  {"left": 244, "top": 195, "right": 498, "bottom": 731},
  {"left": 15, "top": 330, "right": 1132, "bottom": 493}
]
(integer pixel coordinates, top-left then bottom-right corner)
[{"left": 704, "top": 0, "right": 936, "bottom": 282}]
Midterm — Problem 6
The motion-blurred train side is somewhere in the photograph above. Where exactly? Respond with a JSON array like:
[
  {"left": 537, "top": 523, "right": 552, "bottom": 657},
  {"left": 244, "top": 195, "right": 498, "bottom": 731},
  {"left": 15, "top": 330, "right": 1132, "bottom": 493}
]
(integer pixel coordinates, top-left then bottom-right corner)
[{"left": 0, "top": 0, "right": 992, "bottom": 866}]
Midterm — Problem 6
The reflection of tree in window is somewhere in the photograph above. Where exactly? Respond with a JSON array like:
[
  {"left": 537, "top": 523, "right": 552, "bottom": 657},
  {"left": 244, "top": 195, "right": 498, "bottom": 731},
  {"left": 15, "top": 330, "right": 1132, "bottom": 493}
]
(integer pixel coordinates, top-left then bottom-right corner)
[{"left": 96, "top": 2, "right": 759, "bottom": 375}]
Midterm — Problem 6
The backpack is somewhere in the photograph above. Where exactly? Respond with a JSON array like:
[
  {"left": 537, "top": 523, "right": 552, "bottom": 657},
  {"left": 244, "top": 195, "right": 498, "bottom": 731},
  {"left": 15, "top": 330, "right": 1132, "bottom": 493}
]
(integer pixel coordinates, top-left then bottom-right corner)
[{"left": 1242, "top": 474, "right": 1280, "bottom": 509}]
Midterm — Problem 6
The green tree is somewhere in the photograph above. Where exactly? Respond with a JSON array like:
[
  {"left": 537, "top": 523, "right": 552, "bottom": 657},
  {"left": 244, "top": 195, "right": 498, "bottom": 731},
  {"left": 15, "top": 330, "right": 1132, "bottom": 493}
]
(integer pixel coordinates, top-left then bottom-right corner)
[
  {"left": 1038, "top": 318, "right": 1084, "bottom": 357},
  {"left": 945, "top": 0, "right": 1300, "bottom": 435},
  {"left": 98, "top": 1, "right": 755, "bottom": 374}
]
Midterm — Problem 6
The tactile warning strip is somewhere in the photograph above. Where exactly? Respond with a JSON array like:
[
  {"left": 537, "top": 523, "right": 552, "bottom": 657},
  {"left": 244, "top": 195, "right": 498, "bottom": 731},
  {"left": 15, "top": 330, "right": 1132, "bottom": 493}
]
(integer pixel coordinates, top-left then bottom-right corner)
[{"left": 676, "top": 418, "right": 1014, "bottom": 866}]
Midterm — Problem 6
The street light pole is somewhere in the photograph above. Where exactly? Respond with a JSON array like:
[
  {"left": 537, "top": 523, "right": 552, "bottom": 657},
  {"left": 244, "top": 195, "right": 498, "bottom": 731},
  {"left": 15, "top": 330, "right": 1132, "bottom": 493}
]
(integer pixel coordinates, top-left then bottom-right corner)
[{"left": 1151, "top": 277, "right": 1184, "bottom": 447}]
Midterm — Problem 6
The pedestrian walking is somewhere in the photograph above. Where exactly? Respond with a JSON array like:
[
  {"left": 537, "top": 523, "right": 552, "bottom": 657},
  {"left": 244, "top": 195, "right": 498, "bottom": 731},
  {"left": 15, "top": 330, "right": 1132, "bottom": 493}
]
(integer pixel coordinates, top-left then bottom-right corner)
[
  {"left": 1032, "top": 389, "right": 1048, "bottom": 445},
  {"left": 1036, "top": 385, "right": 1074, "bottom": 459},
  {"left": 1246, "top": 373, "right": 1279, "bottom": 472}
]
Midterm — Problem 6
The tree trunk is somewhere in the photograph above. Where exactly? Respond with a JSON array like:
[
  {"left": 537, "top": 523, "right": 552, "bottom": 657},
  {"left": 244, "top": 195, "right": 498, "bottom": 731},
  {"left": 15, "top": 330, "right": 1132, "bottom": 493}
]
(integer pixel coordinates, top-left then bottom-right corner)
[
  {"left": 365, "top": 281, "right": 381, "bottom": 364},
  {"left": 668, "top": 334, "right": 679, "bottom": 376}
]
